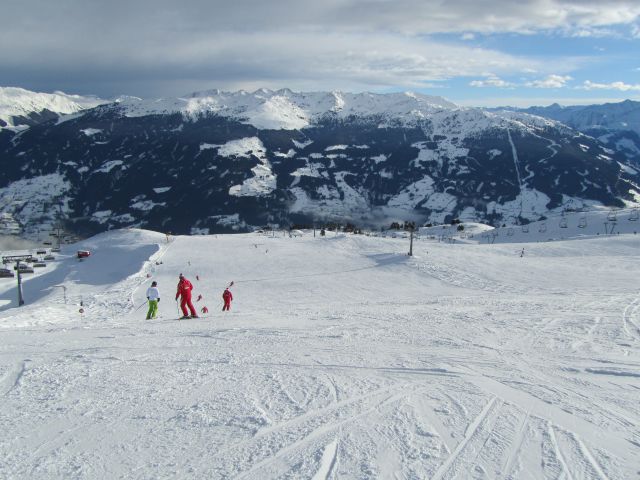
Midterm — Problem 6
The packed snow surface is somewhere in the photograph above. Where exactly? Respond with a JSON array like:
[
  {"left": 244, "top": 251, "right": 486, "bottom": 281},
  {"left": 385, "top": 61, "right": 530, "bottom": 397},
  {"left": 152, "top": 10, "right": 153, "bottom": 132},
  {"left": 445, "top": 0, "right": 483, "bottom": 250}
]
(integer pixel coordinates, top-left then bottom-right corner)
[{"left": 0, "top": 227, "right": 639, "bottom": 478}]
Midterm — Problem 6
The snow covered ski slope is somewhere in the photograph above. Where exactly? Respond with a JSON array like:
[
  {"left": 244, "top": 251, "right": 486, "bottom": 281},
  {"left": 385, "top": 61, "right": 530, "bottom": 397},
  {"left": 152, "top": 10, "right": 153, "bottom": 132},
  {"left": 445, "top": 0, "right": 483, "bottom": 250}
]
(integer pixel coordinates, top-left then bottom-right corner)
[{"left": 0, "top": 228, "right": 639, "bottom": 478}]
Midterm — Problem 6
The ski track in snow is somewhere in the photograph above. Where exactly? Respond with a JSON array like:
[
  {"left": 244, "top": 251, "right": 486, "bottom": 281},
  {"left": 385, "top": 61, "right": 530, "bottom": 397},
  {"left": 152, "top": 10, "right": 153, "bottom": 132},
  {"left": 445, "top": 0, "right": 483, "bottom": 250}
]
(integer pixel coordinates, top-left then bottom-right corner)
[
  {"left": 0, "top": 360, "right": 26, "bottom": 396},
  {"left": 312, "top": 439, "right": 339, "bottom": 480},
  {"left": 0, "top": 229, "right": 639, "bottom": 478},
  {"left": 548, "top": 423, "right": 575, "bottom": 480},
  {"left": 430, "top": 396, "right": 500, "bottom": 480},
  {"left": 622, "top": 295, "right": 640, "bottom": 343}
]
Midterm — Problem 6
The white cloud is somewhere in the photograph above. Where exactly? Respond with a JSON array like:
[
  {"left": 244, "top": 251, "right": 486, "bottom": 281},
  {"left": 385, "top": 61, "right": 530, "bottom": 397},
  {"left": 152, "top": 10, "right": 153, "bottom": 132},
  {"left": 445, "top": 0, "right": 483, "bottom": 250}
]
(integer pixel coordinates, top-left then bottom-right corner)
[
  {"left": 4, "top": 28, "right": 570, "bottom": 96},
  {"left": 580, "top": 80, "right": 640, "bottom": 91},
  {"left": 461, "top": 33, "right": 475, "bottom": 40},
  {"left": 314, "top": 1, "right": 640, "bottom": 37},
  {"left": 569, "top": 27, "right": 617, "bottom": 38},
  {"left": 470, "top": 75, "right": 516, "bottom": 88},
  {"left": 2, "top": 1, "right": 640, "bottom": 42},
  {"left": 525, "top": 75, "right": 572, "bottom": 88},
  {"left": 472, "top": 74, "right": 572, "bottom": 89}
]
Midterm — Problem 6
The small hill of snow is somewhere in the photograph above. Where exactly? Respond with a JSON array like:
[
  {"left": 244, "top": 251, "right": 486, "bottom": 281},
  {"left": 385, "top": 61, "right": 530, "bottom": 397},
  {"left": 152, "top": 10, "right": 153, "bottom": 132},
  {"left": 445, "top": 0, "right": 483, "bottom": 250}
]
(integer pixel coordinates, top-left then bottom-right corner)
[{"left": 0, "top": 86, "right": 106, "bottom": 130}]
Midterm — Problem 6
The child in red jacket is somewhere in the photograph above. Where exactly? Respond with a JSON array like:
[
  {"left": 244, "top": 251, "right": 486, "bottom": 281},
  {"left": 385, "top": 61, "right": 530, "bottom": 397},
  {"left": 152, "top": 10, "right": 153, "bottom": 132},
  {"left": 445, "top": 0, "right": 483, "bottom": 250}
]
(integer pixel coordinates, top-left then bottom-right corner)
[{"left": 222, "top": 287, "right": 233, "bottom": 311}]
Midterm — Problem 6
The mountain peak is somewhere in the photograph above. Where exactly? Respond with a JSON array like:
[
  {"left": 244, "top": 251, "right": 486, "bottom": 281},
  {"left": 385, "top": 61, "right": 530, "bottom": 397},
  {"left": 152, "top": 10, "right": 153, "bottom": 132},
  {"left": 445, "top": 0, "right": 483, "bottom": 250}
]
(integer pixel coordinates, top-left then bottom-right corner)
[{"left": 0, "top": 86, "right": 107, "bottom": 130}]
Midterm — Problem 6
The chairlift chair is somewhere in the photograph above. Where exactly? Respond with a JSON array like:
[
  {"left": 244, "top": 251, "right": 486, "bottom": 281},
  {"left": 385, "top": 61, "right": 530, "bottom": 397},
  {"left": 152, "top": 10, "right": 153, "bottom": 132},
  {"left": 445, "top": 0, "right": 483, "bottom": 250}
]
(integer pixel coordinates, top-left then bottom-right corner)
[
  {"left": 629, "top": 208, "right": 639, "bottom": 221},
  {"left": 506, "top": 227, "right": 514, "bottom": 236},
  {"left": 608, "top": 209, "right": 618, "bottom": 222},
  {"left": 578, "top": 216, "right": 587, "bottom": 228},
  {"left": 539, "top": 222, "right": 547, "bottom": 233},
  {"left": 0, "top": 268, "right": 15, "bottom": 278},
  {"left": 521, "top": 224, "right": 529, "bottom": 233},
  {"left": 559, "top": 217, "right": 568, "bottom": 228}
]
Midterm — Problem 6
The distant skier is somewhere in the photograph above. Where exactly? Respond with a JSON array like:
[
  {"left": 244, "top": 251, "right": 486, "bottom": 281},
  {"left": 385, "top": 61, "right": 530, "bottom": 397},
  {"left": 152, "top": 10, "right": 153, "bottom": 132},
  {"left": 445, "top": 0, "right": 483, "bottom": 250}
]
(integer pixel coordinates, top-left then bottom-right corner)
[
  {"left": 175, "top": 273, "right": 198, "bottom": 319},
  {"left": 222, "top": 287, "right": 233, "bottom": 311},
  {"left": 520, "top": 248, "right": 525, "bottom": 258},
  {"left": 146, "top": 281, "right": 160, "bottom": 320}
]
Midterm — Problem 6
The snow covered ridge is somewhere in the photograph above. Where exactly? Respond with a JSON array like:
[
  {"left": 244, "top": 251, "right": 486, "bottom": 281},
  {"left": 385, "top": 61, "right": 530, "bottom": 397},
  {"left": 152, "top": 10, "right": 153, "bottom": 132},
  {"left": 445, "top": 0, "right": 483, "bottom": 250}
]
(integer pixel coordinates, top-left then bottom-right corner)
[
  {"left": 113, "top": 88, "right": 459, "bottom": 130},
  {"left": 503, "top": 100, "right": 640, "bottom": 164},
  {"left": 513, "top": 100, "right": 640, "bottom": 136},
  {"left": 0, "top": 86, "right": 106, "bottom": 130}
]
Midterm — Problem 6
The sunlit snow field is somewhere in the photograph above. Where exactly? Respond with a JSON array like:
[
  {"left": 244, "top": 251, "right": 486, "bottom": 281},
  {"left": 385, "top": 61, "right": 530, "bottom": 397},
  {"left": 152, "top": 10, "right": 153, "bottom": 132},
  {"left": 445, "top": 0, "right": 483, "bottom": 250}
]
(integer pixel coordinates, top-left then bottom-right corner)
[{"left": 0, "top": 223, "right": 639, "bottom": 479}]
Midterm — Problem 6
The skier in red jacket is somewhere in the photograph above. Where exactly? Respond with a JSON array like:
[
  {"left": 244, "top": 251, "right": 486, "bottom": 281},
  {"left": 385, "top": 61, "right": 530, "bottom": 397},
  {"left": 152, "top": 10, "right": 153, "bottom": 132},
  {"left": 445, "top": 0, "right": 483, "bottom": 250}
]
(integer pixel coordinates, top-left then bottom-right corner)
[
  {"left": 175, "top": 273, "right": 198, "bottom": 318},
  {"left": 222, "top": 287, "right": 233, "bottom": 311}
]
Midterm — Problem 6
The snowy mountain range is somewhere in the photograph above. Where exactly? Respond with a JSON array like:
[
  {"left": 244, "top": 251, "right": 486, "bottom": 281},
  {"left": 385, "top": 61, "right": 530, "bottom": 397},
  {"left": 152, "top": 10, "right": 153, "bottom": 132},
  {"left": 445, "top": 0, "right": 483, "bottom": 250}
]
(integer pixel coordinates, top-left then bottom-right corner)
[
  {"left": 116, "top": 89, "right": 458, "bottom": 130},
  {"left": 1, "top": 87, "right": 639, "bottom": 238},
  {"left": 504, "top": 100, "right": 640, "bottom": 164}
]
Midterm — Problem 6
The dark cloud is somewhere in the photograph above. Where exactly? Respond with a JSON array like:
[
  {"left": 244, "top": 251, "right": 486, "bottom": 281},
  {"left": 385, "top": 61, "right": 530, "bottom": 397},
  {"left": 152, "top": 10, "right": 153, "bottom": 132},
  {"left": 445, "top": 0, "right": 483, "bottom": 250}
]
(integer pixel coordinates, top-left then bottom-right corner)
[{"left": 1, "top": 0, "right": 638, "bottom": 97}]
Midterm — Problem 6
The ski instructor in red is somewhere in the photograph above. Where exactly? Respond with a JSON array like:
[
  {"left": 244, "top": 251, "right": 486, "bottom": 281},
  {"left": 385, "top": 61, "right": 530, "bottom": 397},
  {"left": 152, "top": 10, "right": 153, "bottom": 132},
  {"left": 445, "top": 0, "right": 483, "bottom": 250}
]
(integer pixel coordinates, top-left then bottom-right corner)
[{"left": 175, "top": 273, "right": 198, "bottom": 319}]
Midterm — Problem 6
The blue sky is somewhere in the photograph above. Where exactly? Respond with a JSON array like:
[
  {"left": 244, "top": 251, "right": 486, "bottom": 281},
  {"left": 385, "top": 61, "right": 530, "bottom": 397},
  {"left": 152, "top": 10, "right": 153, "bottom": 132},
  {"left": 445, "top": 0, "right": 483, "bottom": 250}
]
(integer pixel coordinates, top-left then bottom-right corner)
[
  {"left": 436, "top": 26, "right": 640, "bottom": 106},
  {"left": 1, "top": 0, "right": 639, "bottom": 107}
]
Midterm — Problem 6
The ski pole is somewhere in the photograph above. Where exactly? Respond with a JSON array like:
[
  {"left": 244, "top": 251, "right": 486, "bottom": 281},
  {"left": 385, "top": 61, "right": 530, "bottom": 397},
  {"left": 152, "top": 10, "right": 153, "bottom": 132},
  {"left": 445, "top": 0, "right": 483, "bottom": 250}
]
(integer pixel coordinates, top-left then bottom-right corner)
[{"left": 134, "top": 300, "right": 147, "bottom": 311}]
